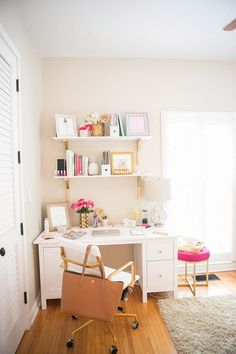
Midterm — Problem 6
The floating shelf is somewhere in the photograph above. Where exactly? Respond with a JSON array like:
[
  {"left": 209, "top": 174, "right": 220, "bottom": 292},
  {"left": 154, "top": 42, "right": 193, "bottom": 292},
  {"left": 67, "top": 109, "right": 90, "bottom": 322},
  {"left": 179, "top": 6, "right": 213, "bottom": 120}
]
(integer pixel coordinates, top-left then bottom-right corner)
[
  {"left": 53, "top": 173, "right": 152, "bottom": 179},
  {"left": 52, "top": 136, "right": 152, "bottom": 143}
]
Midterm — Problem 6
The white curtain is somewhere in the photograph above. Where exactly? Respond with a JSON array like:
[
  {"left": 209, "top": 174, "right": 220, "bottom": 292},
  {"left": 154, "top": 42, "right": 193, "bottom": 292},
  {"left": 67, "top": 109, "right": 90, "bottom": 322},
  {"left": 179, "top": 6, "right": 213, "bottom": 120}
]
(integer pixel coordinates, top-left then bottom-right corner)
[{"left": 161, "top": 112, "right": 236, "bottom": 263}]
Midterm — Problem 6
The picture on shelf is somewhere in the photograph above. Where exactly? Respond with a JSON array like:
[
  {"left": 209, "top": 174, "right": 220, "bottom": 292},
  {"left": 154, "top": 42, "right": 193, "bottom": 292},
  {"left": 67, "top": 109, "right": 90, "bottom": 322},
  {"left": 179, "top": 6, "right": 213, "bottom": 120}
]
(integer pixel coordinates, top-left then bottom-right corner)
[
  {"left": 55, "top": 114, "right": 77, "bottom": 137},
  {"left": 125, "top": 112, "right": 149, "bottom": 136},
  {"left": 111, "top": 152, "right": 134, "bottom": 175},
  {"left": 46, "top": 203, "right": 70, "bottom": 231}
]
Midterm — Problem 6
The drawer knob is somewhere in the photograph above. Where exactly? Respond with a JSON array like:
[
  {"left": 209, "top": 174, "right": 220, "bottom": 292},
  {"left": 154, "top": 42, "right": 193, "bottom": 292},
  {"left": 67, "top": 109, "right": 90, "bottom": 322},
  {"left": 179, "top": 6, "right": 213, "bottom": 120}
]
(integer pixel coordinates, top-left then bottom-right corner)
[
  {"left": 158, "top": 274, "right": 162, "bottom": 278},
  {"left": 158, "top": 250, "right": 162, "bottom": 254}
]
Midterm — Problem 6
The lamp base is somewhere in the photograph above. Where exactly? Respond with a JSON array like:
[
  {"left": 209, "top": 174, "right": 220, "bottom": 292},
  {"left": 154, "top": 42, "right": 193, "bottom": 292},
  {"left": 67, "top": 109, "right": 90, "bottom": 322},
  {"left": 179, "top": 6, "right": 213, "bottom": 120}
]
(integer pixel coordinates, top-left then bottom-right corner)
[{"left": 150, "top": 202, "right": 167, "bottom": 227}]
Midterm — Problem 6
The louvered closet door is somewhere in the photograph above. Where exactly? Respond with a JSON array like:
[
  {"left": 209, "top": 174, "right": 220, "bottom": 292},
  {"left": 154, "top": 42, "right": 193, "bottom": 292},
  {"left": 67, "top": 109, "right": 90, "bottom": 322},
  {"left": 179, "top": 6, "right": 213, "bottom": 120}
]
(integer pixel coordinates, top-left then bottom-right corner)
[{"left": 0, "top": 35, "right": 27, "bottom": 354}]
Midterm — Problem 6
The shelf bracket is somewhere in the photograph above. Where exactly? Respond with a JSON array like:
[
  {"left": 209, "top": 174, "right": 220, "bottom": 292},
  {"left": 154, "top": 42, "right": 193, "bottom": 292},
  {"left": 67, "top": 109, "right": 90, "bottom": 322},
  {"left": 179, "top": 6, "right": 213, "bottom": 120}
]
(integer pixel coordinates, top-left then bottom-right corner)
[
  {"left": 137, "top": 176, "right": 141, "bottom": 200},
  {"left": 64, "top": 178, "right": 70, "bottom": 202},
  {"left": 63, "top": 140, "right": 68, "bottom": 150},
  {"left": 136, "top": 140, "right": 142, "bottom": 200},
  {"left": 136, "top": 139, "right": 141, "bottom": 166}
]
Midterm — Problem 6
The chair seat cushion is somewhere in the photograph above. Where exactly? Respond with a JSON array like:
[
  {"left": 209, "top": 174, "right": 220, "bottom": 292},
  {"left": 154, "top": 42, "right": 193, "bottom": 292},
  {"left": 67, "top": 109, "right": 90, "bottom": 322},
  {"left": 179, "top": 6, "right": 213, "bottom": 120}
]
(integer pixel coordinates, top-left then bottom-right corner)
[
  {"left": 178, "top": 247, "right": 210, "bottom": 262},
  {"left": 104, "top": 266, "right": 140, "bottom": 289}
]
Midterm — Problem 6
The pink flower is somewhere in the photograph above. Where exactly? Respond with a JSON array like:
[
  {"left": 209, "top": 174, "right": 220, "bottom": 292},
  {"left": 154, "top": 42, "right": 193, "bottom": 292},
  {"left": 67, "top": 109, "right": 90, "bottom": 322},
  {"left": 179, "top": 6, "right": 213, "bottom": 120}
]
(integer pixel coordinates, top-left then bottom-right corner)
[
  {"left": 85, "top": 124, "right": 93, "bottom": 131},
  {"left": 71, "top": 198, "right": 95, "bottom": 213},
  {"left": 71, "top": 203, "right": 78, "bottom": 210}
]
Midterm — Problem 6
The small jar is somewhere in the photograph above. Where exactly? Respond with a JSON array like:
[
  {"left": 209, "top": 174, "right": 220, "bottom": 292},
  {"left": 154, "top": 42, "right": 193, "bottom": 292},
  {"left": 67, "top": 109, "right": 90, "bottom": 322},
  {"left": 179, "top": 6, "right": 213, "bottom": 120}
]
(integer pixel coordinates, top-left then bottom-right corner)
[
  {"left": 88, "top": 157, "right": 99, "bottom": 175},
  {"left": 142, "top": 210, "right": 148, "bottom": 224}
]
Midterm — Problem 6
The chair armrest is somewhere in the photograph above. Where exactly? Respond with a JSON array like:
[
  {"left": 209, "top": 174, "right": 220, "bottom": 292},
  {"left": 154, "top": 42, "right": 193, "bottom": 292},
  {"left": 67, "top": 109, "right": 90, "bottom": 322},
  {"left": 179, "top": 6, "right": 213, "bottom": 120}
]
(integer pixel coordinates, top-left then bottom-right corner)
[{"left": 107, "top": 261, "right": 137, "bottom": 288}]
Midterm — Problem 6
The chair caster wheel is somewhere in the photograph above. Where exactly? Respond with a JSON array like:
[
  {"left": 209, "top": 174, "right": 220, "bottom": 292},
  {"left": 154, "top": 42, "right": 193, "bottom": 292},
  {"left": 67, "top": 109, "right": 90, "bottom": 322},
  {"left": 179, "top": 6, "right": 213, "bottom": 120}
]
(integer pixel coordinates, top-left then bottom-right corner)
[
  {"left": 132, "top": 321, "right": 139, "bottom": 329},
  {"left": 109, "top": 345, "right": 118, "bottom": 354},
  {"left": 128, "top": 287, "right": 133, "bottom": 293},
  {"left": 117, "top": 306, "right": 125, "bottom": 313},
  {"left": 72, "top": 315, "right": 78, "bottom": 320},
  {"left": 66, "top": 339, "right": 74, "bottom": 348}
]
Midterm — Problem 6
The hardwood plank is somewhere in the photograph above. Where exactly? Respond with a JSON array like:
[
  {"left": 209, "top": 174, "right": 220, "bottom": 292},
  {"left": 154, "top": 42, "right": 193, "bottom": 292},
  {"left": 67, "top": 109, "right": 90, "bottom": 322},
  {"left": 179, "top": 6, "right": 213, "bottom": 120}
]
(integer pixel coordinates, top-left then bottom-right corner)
[{"left": 17, "top": 271, "right": 236, "bottom": 354}]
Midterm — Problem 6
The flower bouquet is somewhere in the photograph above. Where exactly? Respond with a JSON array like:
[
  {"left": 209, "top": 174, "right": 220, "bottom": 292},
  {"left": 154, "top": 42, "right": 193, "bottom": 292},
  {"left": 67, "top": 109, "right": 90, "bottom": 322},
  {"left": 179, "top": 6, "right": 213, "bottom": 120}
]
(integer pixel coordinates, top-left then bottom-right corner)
[
  {"left": 85, "top": 112, "right": 110, "bottom": 136},
  {"left": 71, "top": 198, "right": 94, "bottom": 228}
]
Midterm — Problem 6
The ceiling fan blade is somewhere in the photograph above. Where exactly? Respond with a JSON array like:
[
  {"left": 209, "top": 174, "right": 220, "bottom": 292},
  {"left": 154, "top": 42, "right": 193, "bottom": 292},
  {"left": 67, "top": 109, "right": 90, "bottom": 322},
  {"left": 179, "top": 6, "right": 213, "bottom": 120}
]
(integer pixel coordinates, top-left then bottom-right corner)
[{"left": 223, "top": 18, "right": 236, "bottom": 31}]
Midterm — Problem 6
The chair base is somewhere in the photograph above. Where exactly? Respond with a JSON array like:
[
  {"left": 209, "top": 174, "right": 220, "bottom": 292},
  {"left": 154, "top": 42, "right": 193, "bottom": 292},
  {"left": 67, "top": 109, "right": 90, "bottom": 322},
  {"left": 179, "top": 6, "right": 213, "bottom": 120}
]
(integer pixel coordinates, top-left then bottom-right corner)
[
  {"left": 67, "top": 312, "right": 139, "bottom": 349},
  {"left": 178, "top": 260, "right": 209, "bottom": 296}
]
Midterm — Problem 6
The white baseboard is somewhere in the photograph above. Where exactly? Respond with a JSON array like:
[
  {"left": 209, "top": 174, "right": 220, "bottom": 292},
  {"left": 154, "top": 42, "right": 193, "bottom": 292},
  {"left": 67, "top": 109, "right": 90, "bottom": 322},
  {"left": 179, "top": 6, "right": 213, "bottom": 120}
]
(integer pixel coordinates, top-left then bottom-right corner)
[
  {"left": 178, "top": 260, "right": 236, "bottom": 274},
  {"left": 29, "top": 293, "right": 41, "bottom": 326}
]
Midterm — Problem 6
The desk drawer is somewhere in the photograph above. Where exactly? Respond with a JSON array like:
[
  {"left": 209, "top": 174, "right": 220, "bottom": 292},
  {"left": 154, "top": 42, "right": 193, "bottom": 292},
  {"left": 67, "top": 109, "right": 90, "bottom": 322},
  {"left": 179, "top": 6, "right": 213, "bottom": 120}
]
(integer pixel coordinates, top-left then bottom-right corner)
[
  {"left": 147, "top": 260, "right": 174, "bottom": 292},
  {"left": 147, "top": 240, "right": 173, "bottom": 261}
]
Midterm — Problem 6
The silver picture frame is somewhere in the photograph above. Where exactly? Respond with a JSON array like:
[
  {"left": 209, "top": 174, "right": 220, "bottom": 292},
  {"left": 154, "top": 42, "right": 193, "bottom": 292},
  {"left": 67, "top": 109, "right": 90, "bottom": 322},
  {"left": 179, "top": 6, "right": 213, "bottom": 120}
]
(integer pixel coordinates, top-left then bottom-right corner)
[{"left": 125, "top": 112, "right": 149, "bottom": 136}]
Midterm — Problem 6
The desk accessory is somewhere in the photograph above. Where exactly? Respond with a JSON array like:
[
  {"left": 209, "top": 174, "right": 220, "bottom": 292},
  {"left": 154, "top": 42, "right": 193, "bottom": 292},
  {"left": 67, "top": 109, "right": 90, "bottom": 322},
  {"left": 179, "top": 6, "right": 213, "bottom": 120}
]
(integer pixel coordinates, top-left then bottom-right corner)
[
  {"left": 95, "top": 208, "right": 105, "bottom": 225},
  {"left": 63, "top": 229, "right": 86, "bottom": 240},
  {"left": 42, "top": 232, "right": 54, "bottom": 240},
  {"left": 71, "top": 199, "right": 94, "bottom": 228},
  {"left": 101, "top": 151, "right": 111, "bottom": 176},
  {"left": 88, "top": 156, "right": 98, "bottom": 175},
  {"left": 130, "top": 229, "right": 145, "bottom": 236},
  {"left": 110, "top": 113, "right": 119, "bottom": 137}
]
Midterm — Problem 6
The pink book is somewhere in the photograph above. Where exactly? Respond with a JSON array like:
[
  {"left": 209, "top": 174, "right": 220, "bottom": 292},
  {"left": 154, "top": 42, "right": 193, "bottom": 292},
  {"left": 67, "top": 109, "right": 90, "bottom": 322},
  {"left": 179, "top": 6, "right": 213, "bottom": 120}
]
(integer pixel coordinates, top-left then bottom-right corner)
[
  {"left": 79, "top": 156, "right": 83, "bottom": 175},
  {"left": 75, "top": 154, "right": 80, "bottom": 176}
]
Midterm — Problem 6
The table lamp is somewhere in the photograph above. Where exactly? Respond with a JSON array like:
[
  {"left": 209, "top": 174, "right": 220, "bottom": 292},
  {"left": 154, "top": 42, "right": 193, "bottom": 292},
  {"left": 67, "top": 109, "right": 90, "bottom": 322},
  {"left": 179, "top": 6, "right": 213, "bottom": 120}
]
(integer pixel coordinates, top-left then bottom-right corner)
[{"left": 144, "top": 177, "right": 172, "bottom": 227}]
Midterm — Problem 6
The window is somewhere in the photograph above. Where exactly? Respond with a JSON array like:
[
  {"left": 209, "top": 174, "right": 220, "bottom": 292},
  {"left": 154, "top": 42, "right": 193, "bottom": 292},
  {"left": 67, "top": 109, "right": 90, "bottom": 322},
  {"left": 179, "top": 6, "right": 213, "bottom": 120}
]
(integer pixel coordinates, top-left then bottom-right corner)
[{"left": 162, "top": 112, "right": 236, "bottom": 263}]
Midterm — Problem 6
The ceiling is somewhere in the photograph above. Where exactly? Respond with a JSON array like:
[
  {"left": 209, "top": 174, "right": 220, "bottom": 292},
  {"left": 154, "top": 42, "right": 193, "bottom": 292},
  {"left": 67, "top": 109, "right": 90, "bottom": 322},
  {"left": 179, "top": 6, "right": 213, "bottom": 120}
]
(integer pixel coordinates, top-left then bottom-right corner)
[{"left": 13, "top": 0, "right": 236, "bottom": 60}]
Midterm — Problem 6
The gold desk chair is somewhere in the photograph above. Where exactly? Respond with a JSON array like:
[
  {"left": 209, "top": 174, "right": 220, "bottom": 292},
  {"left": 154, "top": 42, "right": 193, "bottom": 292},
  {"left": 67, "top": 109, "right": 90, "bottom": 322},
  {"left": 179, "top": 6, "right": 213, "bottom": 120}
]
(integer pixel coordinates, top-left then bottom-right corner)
[{"left": 60, "top": 238, "right": 140, "bottom": 354}]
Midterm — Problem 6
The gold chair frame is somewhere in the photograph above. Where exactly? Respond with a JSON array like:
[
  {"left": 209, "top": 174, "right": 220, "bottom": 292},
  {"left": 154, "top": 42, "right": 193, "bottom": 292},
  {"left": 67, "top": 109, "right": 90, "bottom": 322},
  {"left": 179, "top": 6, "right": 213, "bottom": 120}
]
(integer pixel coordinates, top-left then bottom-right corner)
[{"left": 60, "top": 246, "right": 138, "bottom": 346}]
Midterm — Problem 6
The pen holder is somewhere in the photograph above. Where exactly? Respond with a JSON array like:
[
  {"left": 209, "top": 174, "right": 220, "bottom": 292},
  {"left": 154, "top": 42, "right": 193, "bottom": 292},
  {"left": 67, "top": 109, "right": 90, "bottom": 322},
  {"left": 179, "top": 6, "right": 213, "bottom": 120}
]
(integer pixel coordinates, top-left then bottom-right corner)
[
  {"left": 101, "top": 164, "right": 111, "bottom": 176},
  {"left": 109, "top": 126, "right": 119, "bottom": 137}
]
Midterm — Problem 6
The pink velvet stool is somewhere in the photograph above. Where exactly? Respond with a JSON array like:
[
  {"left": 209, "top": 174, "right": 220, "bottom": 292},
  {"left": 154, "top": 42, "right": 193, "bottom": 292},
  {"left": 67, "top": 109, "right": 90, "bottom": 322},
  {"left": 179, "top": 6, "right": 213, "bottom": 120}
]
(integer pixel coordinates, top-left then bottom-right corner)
[{"left": 178, "top": 247, "right": 210, "bottom": 295}]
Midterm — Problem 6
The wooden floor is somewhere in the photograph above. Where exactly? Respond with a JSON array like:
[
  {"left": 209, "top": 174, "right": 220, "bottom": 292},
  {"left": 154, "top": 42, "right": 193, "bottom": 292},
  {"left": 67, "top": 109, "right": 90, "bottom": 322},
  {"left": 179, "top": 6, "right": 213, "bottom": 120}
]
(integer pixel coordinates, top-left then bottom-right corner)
[{"left": 17, "top": 271, "right": 236, "bottom": 354}]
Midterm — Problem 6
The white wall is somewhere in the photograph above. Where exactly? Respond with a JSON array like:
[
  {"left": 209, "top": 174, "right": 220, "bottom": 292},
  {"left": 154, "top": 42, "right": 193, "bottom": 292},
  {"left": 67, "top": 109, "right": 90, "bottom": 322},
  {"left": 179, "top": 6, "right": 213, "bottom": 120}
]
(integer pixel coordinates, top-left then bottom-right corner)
[
  {"left": 42, "top": 58, "right": 236, "bottom": 266},
  {"left": 0, "top": 2, "right": 42, "bottom": 314}
]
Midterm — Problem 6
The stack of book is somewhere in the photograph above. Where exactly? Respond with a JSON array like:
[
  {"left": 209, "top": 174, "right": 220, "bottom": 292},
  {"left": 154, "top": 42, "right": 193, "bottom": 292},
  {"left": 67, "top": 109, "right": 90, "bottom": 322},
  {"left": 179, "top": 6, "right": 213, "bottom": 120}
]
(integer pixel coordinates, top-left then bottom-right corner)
[
  {"left": 178, "top": 237, "right": 205, "bottom": 253},
  {"left": 56, "top": 150, "right": 89, "bottom": 176}
]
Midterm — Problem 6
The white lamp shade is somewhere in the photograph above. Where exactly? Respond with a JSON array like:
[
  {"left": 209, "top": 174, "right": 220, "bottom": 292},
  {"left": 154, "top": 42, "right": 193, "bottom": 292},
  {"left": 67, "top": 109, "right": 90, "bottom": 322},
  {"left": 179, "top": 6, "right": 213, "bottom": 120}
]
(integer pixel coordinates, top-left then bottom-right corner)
[{"left": 144, "top": 178, "right": 172, "bottom": 201}]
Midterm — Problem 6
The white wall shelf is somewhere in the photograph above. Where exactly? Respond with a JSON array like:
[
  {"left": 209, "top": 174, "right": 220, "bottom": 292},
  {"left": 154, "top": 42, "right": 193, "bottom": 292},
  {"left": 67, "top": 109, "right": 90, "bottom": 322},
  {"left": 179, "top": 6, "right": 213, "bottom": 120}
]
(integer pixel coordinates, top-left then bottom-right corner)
[
  {"left": 54, "top": 173, "right": 152, "bottom": 179},
  {"left": 53, "top": 134, "right": 152, "bottom": 200},
  {"left": 52, "top": 136, "right": 152, "bottom": 143}
]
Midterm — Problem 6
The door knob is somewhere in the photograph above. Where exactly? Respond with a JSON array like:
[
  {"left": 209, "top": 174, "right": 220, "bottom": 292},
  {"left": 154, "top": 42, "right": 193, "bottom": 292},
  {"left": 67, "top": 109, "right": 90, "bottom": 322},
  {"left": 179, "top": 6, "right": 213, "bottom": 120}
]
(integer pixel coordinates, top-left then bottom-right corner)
[{"left": 0, "top": 247, "right": 6, "bottom": 256}]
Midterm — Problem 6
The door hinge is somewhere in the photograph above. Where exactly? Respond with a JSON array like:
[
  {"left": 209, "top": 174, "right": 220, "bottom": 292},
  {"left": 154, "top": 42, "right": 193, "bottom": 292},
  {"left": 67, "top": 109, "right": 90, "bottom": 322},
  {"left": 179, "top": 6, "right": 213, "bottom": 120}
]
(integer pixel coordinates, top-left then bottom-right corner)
[
  {"left": 18, "top": 151, "right": 21, "bottom": 164},
  {"left": 16, "top": 79, "right": 19, "bottom": 92},
  {"left": 24, "top": 291, "right": 28, "bottom": 304},
  {"left": 20, "top": 222, "right": 24, "bottom": 236}
]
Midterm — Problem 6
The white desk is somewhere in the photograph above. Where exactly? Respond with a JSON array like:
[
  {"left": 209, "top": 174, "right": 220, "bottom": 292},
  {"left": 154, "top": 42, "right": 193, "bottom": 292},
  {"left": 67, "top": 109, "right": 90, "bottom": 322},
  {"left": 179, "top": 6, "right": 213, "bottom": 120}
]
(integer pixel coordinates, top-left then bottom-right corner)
[{"left": 34, "top": 227, "right": 178, "bottom": 309}]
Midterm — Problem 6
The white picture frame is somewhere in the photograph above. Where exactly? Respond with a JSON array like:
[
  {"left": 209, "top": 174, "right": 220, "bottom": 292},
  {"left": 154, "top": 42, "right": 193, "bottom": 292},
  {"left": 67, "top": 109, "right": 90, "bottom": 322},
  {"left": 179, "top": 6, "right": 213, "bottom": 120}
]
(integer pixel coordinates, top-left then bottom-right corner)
[
  {"left": 55, "top": 114, "right": 77, "bottom": 137},
  {"left": 125, "top": 112, "right": 149, "bottom": 136},
  {"left": 46, "top": 203, "right": 70, "bottom": 231}
]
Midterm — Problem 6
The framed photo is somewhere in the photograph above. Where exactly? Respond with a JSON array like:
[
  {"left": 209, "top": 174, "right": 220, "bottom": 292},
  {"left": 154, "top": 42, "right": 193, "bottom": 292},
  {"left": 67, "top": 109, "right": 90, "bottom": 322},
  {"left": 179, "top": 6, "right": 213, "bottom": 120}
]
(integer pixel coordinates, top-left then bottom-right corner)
[
  {"left": 111, "top": 152, "right": 134, "bottom": 175},
  {"left": 46, "top": 203, "right": 70, "bottom": 231},
  {"left": 125, "top": 112, "right": 149, "bottom": 136},
  {"left": 55, "top": 114, "right": 77, "bottom": 137}
]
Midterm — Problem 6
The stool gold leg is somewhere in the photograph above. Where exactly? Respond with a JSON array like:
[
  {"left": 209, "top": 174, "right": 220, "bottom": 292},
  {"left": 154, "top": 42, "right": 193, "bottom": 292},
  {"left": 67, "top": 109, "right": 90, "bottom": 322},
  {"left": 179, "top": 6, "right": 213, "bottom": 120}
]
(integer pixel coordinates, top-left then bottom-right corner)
[
  {"left": 206, "top": 260, "right": 209, "bottom": 286},
  {"left": 193, "top": 262, "right": 196, "bottom": 296},
  {"left": 185, "top": 262, "right": 188, "bottom": 281}
]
